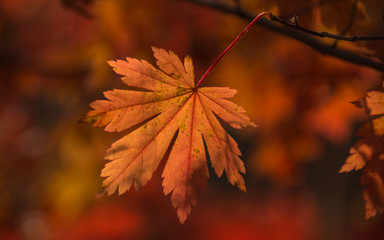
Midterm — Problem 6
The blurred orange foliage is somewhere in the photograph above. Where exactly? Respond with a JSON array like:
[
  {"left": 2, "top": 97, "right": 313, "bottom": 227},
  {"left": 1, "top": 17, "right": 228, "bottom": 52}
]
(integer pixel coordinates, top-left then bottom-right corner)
[{"left": 1, "top": 0, "right": 384, "bottom": 239}]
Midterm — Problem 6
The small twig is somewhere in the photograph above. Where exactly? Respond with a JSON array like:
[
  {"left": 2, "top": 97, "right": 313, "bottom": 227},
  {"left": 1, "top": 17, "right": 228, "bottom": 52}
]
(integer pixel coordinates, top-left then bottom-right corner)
[
  {"left": 333, "top": 0, "right": 358, "bottom": 48},
  {"left": 340, "top": 0, "right": 358, "bottom": 36},
  {"left": 268, "top": 13, "right": 384, "bottom": 42},
  {"left": 186, "top": 0, "right": 384, "bottom": 72}
]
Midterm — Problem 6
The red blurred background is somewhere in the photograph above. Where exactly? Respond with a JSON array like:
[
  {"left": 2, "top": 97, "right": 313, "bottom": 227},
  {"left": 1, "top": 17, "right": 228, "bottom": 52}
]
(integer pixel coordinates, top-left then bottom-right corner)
[{"left": 1, "top": 0, "right": 383, "bottom": 239}]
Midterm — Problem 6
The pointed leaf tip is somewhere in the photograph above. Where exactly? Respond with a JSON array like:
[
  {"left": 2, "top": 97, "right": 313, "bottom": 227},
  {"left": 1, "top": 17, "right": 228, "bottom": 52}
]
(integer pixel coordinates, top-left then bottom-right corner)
[
  {"left": 238, "top": 184, "right": 247, "bottom": 192},
  {"left": 351, "top": 99, "right": 365, "bottom": 109},
  {"left": 79, "top": 115, "right": 96, "bottom": 125},
  {"left": 107, "top": 60, "right": 116, "bottom": 67},
  {"left": 250, "top": 122, "right": 257, "bottom": 127},
  {"left": 95, "top": 187, "right": 107, "bottom": 199}
]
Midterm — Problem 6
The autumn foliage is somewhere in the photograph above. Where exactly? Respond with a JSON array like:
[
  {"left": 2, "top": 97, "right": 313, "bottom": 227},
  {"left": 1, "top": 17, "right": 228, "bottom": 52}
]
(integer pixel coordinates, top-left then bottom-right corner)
[
  {"left": 340, "top": 88, "right": 384, "bottom": 218},
  {"left": 2, "top": 0, "right": 384, "bottom": 239}
]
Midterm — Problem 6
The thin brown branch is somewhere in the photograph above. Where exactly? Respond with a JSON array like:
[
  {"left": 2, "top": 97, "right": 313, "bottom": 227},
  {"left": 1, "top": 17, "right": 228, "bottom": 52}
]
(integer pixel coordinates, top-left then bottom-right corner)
[
  {"left": 332, "top": 0, "right": 358, "bottom": 48},
  {"left": 186, "top": 0, "right": 384, "bottom": 72},
  {"left": 268, "top": 13, "right": 384, "bottom": 42}
]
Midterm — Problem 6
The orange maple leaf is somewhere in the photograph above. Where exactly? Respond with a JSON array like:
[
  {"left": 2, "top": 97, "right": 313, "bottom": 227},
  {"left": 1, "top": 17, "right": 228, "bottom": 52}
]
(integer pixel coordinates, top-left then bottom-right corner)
[
  {"left": 81, "top": 47, "right": 256, "bottom": 223},
  {"left": 341, "top": 88, "right": 384, "bottom": 219}
]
